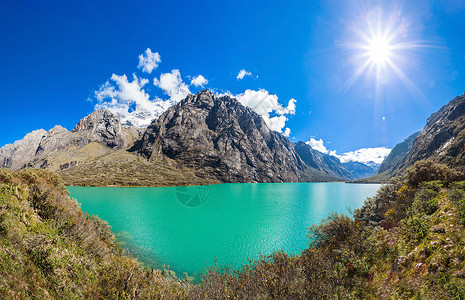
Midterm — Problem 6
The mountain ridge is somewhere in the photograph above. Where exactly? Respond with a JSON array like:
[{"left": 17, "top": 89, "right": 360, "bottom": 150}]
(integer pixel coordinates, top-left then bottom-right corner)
[{"left": 0, "top": 90, "right": 379, "bottom": 185}]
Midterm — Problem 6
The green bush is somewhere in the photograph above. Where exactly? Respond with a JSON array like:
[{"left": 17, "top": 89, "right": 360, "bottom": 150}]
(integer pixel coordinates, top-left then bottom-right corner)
[
  {"left": 405, "top": 160, "right": 452, "bottom": 187},
  {"left": 412, "top": 182, "right": 440, "bottom": 216}
]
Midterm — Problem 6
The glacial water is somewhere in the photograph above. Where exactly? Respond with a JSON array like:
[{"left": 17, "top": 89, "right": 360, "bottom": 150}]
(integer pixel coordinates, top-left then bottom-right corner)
[{"left": 67, "top": 183, "right": 381, "bottom": 277}]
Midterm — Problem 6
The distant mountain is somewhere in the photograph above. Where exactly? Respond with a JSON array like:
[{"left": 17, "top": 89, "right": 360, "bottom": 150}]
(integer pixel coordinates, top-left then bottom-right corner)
[
  {"left": 293, "top": 141, "right": 377, "bottom": 180},
  {"left": 342, "top": 161, "right": 378, "bottom": 180}
]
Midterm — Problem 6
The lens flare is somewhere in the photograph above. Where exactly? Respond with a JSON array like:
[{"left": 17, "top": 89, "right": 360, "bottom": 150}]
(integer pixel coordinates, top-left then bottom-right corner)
[{"left": 341, "top": 5, "right": 433, "bottom": 98}]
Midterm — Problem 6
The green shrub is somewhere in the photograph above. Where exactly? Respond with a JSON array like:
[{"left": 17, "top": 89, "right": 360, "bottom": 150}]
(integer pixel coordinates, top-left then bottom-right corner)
[
  {"left": 412, "top": 182, "right": 440, "bottom": 216},
  {"left": 405, "top": 160, "right": 452, "bottom": 187}
]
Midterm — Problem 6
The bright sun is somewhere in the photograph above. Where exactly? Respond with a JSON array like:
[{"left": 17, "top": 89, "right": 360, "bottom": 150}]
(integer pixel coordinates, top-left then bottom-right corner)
[{"left": 366, "top": 36, "right": 392, "bottom": 66}]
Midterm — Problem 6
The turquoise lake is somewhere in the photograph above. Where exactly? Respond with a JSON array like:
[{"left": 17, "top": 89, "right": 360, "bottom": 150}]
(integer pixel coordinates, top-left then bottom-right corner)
[{"left": 67, "top": 183, "right": 381, "bottom": 276}]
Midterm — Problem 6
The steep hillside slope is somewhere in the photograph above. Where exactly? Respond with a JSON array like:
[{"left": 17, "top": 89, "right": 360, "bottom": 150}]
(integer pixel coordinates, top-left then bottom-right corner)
[
  {"left": 361, "top": 93, "right": 465, "bottom": 183},
  {"left": 377, "top": 131, "right": 420, "bottom": 174},
  {"left": 0, "top": 169, "right": 187, "bottom": 299},
  {"left": 399, "top": 94, "right": 465, "bottom": 170}
]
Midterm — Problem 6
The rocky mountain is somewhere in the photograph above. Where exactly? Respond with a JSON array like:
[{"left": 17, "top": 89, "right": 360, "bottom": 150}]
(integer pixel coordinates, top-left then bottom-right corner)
[
  {"left": 0, "top": 129, "right": 47, "bottom": 170},
  {"left": 132, "top": 90, "right": 323, "bottom": 183},
  {"left": 342, "top": 161, "right": 378, "bottom": 180},
  {"left": 376, "top": 131, "right": 420, "bottom": 175},
  {"left": 0, "top": 108, "right": 216, "bottom": 186},
  {"left": 361, "top": 93, "right": 465, "bottom": 183},
  {"left": 293, "top": 141, "right": 377, "bottom": 180},
  {"left": 2, "top": 90, "right": 383, "bottom": 185},
  {"left": 399, "top": 94, "right": 465, "bottom": 170}
]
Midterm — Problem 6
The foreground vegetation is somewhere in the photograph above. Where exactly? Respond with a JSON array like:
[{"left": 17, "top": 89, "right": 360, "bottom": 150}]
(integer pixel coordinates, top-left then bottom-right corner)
[
  {"left": 0, "top": 169, "right": 188, "bottom": 299},
  {"left": 2, "top": 160, "right": 465, "bottom": 299},
  {"left": 193, "top": 160, "right": 465, "bottom": 299}
]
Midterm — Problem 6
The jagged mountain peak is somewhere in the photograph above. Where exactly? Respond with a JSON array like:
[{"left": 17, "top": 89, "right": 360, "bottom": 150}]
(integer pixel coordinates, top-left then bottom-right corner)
[
  {"left": 72, "top": 108, "right": 121, "bottom": 132},
  {"left": 133, "top": 90, "right": 306, "bottom": 183}
]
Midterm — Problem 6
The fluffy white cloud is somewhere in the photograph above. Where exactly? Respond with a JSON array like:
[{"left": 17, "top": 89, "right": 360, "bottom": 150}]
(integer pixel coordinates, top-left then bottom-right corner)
[
  {"left": 306, "top": 138, "right": 329, "bottom": 154},
  {"left": 190, "top": 75, "right": 208, "bottom": 87},
  {"left": 137, "top": 48, "right": 161, "bottom": 74},
  {"left": 237, "top": 69, "right": 252, "bottom": 80},
  {"left": 332, "top": 147, "right": 392, "bottom": 164},
  {"left": 153, "top": 69, "right": 191, "bottom": 102},
  {"left": 283, "top": 128, "right": 291, "bottom": 137},
  {"left": 94, "top": 73, "right": 174, "bottom": 127},
  {"left": 235, "top": 89, "right": 296, "bottom": 133},
  {"left": 306, "top": 138, "right": 391, "bottom": 164}
]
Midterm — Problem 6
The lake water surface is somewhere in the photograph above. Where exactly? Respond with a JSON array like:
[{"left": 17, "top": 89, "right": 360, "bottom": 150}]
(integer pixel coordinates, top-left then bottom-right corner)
[{"left": 67, "top": 183, "right": 380, "bottom": 276}]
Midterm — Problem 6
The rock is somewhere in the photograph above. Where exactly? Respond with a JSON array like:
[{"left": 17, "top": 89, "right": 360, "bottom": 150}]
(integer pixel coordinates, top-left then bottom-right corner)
[
  {"left": 377, "top": 131, "right": 420, "bottom": 175},
  {"left": 72, "top": 109, "right": 125, "bottom": 149},
  {"left": 0, "top": 109, "right": 130, "bottom": 172},
  {"left": 453, "top": 270, "right": 465, "bottom": 278},
  {"left": 430, "top": 225, "right": 445, "bottom": 233},
  {"left": 0, "top": 129, "right": 47, "bottom": 169},
  {"left": 133, "top": 90, "right": 307, "bottom": 183},
  {"left": 379, "top": 94, "right": 465, "bottom": 176}
]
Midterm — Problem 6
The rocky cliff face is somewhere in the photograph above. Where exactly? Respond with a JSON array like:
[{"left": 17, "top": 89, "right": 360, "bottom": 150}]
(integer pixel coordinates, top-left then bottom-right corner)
[
  {"left": 0, "top": 129, "right": 47, "bottom": 169},
  {"left": 72, "top": 109, "right": 126, "bottom": 148},
  {"left": 374, "top": 93, "right": 465, "bottom": 178},
  {"left": 0, "top": 109, "right": 138, "bottom": 171},
  {"left": 133, "top": 90, "right": 307, "bottom": 183},
  {"left": 400, "top": 94, "right": 465, "bottom": 170},
  {"left": 377, "top": 131, "right": 420, "bottom": 175}
]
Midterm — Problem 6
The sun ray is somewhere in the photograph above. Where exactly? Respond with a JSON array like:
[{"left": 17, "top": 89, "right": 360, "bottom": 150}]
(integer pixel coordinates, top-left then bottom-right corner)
[{"left": 341, "top": 5, "right": 435, "bottom": 99}]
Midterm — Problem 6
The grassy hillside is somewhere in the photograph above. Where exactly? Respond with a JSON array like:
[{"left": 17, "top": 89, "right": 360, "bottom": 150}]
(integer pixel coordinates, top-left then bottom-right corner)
[
  {"left": 0, "top": 169, "right": 188, "bottom": 299},
  {"left": 57, "top": 149, "right": 220, "bottom": 187},
  {"left": 2, "top": 161, "right": 465, "bottom": 299}
]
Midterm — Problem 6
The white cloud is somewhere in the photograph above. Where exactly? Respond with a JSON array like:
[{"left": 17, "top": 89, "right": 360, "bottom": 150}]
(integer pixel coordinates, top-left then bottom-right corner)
[
  {"left": 306, "top": 138, "right": 328, "bottom": 154},
  {"left": 94, "top": 50, "right": 299, "bottom": 134},
  {"left": 94, "top": 73, "right": 174, "bottom": 127},
  {"left": 153, "top": 69, "right": 191, "bottom": 102},
  {"left": 137, "top": 48, "right": 161, "bottom": 74},
  {"left": 306, "top": 137, "right": 391, "bottom": 164},
  {"left": 190, "top": 75, "right": 208, "bottom": 87},
  {"left": 331, "top": 147, "right": 391, "bottom": 164},
  {"left": 237, "top": 69, "right": 252, "bottom": 80},
  {"left": 235, "top": 89, "right": 296, "bottom": 133},
  {"left": 283, "top": 128, "right": 291, "bottom": 137}
]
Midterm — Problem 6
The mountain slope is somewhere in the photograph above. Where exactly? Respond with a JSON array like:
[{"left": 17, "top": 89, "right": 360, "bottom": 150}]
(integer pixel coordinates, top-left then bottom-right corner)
[
  {"left": 293, "top": 141, "right": 377, "bottom": 180},
  {"left": 0, "top": 109, "right": 215, "bottom": 186},
  {"left": 399, "top": 94, "right": 465, "bottom": 170},
  {"left": 342, "top": 161, "right": 377, "bottom": 180},
  {"left": 1, "top": 90, "right": 351, "bottom": 185},
  {"left": 294, "top": 141, "right": 352, "bottom": 179},
  {"left": 359, "top": 93, "right": 465, "bottom": 183},
  {"left": 133, "top": 90, "right": 315, "bottom": 183},
  {"left": 377, "top": 131, "right": 420, "bottom": 174}
]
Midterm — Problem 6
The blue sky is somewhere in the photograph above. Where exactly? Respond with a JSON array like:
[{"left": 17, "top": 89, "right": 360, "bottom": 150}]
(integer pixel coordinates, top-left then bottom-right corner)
[{"left": 1, "top": 0, "right": 464, "bottom": 163}]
